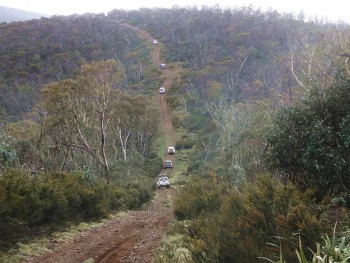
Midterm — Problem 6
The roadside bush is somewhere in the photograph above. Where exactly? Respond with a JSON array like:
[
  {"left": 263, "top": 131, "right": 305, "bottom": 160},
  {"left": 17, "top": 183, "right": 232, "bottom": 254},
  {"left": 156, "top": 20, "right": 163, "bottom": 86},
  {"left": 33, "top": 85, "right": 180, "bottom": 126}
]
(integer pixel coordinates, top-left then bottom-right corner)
[
  {"left": 0, "top": 170, "right": 155, "bottom": 250},
  {"left": 216, "top": 176, "right": 320, "bottom": 262},
  {"left": 174, "top": 178, "right": 223, "bottom": 220},
  {"left": 176, "top": 137, "right": 195, "bottom": 150},
  {"left": 265, "top": 79, "right": 350, "bottom": 197},
  {"left": 142, "top": 156, "right": 163, "bottom": 177},
  {"left": 77, "top": 179, "right": 114, "bottom": 219},
  {"left": 176, "top": 174, "right": 321, "bottom": 263},
  {"left": 110, "top": 186, "right": 128, "bottom": 211},
  {"left": 148, "top": 152, "right": 158, "bottom": 159},
  {"left": 184, "top": 213, "right": 221, "bottom": 263},
  {"left": 167, "top": 96, "right": 182, "bottom": 109},
  {"left": 0, "top": 170, "right": 42, "bottom": 244},
  {"left": 120, "top": 176, "right": 155, "bottom": 209},
  {"left": 171, "top": 116, "right": 182, "bottom": 129}
]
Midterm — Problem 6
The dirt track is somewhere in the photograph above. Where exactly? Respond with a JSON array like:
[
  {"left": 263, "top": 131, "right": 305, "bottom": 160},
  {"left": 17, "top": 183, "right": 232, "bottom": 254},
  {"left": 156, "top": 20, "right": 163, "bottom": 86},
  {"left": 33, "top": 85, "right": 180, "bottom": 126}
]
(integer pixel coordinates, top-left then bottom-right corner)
[
  {"left": 27, "top": 24, "right": 177, "bottom": 263},
  {"left": 27, "top": 188, "right": 177, "bottom": 263}
]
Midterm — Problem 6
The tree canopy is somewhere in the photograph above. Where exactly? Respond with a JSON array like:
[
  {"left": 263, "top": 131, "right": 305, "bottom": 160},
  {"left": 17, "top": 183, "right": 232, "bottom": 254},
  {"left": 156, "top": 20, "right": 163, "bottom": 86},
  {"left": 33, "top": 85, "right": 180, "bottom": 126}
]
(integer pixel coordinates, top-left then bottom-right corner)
[{"left": 37, "top": 60, "right": 159, "bottom": 182}]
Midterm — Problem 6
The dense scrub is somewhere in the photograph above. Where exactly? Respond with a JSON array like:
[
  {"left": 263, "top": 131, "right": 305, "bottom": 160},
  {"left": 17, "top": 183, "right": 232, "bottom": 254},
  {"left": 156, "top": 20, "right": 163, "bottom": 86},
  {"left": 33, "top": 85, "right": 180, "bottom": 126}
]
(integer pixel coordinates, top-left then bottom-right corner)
[
  {"left": 166, "top": 76, "right": 350, "bottom": 262},
  {"left": 265, "top": 78, "right": 350, "bottom": 199},
  {"left": 0, "top": 169, "right": 155, "bottom": 250},
  {"left": 174, "top": 175, "right": 321, "bottom": 262}
]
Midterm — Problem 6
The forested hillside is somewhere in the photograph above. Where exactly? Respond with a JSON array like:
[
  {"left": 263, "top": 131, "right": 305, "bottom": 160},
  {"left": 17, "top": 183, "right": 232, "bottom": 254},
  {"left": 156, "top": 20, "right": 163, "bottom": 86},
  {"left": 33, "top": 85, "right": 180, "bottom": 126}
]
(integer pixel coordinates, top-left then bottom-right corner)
[
  {"left": 0, "top": 13, "right": 157, "bottom": 119},
  {"left": 111, "top": 7, "right": 350, "bottom": 177},
  {"left": 1, "top": 6, "right": 350, "bottom": 262},
  {"left": 113, "top": 7, "right": 348, "bottom": 100},
  {"left": 2, "top": 7, "right": 348, "bottom": 119}
]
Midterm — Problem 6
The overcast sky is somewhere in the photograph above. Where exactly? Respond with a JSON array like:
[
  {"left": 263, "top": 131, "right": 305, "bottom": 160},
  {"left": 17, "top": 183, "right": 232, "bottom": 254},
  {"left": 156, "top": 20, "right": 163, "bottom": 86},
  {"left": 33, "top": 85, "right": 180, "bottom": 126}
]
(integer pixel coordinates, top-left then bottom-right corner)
[{"left": 0, "top": 0, "right": 348, "bottom": 23}]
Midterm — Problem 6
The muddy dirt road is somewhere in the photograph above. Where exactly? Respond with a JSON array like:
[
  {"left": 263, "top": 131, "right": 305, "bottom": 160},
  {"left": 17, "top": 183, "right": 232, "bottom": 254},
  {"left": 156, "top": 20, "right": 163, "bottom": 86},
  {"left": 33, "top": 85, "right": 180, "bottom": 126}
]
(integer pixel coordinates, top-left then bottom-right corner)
[{"left": 28, "top": 188, "right": 177, "bottom": 263}]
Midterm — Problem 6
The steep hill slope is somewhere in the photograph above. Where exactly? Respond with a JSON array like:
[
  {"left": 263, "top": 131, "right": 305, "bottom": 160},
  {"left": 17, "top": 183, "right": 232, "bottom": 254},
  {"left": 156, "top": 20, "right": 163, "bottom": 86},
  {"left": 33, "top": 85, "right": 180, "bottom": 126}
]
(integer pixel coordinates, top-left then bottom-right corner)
[
  {"left": 0, "top": 14, "right": 150, "bottom": 120},
  {"left": 26, "top": 24, "right": 177, "bottom": 263}
]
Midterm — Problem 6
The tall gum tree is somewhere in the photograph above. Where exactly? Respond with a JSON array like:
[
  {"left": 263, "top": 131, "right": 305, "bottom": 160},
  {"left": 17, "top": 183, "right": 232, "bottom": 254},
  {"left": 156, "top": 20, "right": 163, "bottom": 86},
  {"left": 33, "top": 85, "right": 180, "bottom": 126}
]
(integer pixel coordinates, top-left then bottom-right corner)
[
  {"left": 289, "top": 24, "right": 350, "bottom": 95},
  {"left": 38, "top": 60, "right": 125, "bottom": 182}
]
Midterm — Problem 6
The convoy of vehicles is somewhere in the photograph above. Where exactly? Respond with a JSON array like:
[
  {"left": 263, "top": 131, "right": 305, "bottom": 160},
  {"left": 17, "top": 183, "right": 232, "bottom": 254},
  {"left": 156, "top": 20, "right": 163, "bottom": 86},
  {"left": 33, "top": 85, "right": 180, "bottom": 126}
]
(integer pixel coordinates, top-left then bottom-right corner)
[{"left": 154, "top": 44, "right": 174, "bottom": 189}]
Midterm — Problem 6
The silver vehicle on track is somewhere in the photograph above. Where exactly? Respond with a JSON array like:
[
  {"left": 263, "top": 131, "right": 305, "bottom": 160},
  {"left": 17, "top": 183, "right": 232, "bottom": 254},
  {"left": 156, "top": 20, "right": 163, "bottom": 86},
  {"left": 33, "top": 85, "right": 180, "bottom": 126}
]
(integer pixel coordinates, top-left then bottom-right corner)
[{"left": 157, "top": 176, "right": 170, "bottom": 188}]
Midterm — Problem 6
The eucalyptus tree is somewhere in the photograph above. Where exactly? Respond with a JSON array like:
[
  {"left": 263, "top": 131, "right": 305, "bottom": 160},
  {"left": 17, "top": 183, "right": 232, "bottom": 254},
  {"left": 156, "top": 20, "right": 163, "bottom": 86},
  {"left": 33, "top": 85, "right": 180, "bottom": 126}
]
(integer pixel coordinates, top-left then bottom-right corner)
[
  {"left": 37, "top": 59, "right": 158, "bottom": 182},
  {"left": 112, "top": 94, "right": 159, "bottom": 163},
  {"left": 288, "top": 23, "right": 350, "bottom": 94},
  {"left": 206, "top": 98, "right": 273, "bottom": 178}
]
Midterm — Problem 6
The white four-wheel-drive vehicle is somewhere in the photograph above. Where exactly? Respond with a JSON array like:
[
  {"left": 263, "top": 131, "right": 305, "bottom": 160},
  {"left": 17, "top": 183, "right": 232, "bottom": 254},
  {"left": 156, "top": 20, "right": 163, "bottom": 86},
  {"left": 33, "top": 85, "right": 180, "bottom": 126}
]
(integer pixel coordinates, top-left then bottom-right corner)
[
  {"left": 159, "top": 87, "right": 165, "bottom": 94},
  {"left": 167, "top": 146, "right": 175, "bottom": 154},
  {"left": 152, "top": 39, "right": 158, "bottom": 45},
  {"left": 160, "top": 63, "right": 166, "bottom": 69},
  {"left": 157, "top": 176, "right": 170, "bottom": 188},
  {"left": 164, "top": 160, "right": 173, "bottom": 168}
]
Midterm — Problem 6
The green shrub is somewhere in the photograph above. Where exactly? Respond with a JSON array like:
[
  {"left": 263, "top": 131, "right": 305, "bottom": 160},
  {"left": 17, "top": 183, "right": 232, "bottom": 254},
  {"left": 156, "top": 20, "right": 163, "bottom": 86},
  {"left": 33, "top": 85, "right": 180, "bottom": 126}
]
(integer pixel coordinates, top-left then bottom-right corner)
[
  {"left": 171, "top": 116, "right": 182, "bottom": 129},
  {"left": 176, "top": 137, "right": 194, "bottom": 150},
  {"left": 265, "top": 79, "right": 350, "bottom": 197},
  {"left": 154, "top": 243, "right": 192, "bottom": 263},
  {"left": 174, "top": 178, "right": 223, "bottom": 220},
  {"left": 0, "top": 170, "right": 155, "bottom": 250},
  {"left": 148, "top": 152, "right": 158, "bottom": 159},
  {"left": 0, "top": 170, "right": 42, "bottom": 243},
  {"left": 187, "top": 160, "right": 206, "bottom": 173},
  {"left": 219, "top": 175, "right": 320, "bottom": 262},
  {"left": 142, "top": 157, "right": 163, "bottom": 177},
  {"left": 120, "top": 176, "right": 155, "bottom": 209},
  {"left": 176, "top": 174, "right": 321, "bottom": 263},
  {"left": 167, "top": 96, "right": 181, "bottom": 109},
  {"left": 110, "top": 186, "right": 128, "bottom": 211},
  {"left": 0, "top": 135, "right": 16, "bottom": 168},
  {"left": 184, "top": 213, "right": 222, "bottom": 263}
]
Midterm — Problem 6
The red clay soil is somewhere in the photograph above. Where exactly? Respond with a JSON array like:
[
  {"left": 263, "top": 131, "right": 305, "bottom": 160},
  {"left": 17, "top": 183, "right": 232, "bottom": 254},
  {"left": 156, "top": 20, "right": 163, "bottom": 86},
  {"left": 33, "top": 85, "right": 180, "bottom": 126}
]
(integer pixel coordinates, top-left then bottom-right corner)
[
  {"left": 26, "top": 24, "right": 178, "bottom": 263},
  {"left": 27, "top": 188, "right": 177, "bottom": 263}
]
